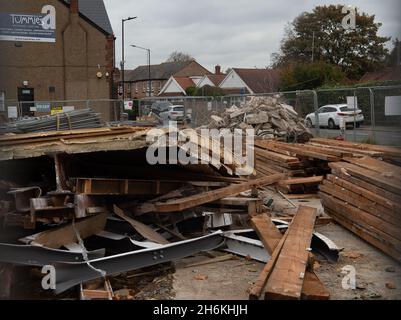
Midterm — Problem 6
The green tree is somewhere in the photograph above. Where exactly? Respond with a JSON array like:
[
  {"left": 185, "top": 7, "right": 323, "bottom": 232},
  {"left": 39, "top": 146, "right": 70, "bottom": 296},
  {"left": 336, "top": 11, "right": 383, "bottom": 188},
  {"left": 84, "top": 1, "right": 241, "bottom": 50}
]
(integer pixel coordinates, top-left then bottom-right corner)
[
  {"left": 279, "top": 61, "right": 347, "bottom": 91},
  {"left": 185, "top": 86, "right": 197, "bottom": 96},
  {"left": 273, "top": 5, "right": 390, "bottom": 79}
]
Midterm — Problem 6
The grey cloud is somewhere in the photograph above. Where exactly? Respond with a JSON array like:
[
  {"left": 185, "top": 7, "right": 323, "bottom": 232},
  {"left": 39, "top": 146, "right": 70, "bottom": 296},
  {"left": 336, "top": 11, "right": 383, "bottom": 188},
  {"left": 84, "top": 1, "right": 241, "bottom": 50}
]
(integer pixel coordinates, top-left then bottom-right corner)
[{"left": 104, "top": 0, "right": 401, "bottom": 71}]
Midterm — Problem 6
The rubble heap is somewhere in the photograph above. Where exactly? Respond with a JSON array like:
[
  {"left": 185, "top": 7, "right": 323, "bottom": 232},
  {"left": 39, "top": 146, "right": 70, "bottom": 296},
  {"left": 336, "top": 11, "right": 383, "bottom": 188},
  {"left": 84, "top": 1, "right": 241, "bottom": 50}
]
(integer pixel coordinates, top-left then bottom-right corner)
[{"left": 208, "top": 96, "right": 312, "bottom": 142}]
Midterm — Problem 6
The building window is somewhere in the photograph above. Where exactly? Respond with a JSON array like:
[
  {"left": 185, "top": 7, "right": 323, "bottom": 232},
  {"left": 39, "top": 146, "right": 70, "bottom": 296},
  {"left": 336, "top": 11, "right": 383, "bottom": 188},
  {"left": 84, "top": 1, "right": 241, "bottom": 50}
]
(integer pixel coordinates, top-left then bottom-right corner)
[{"left": 143, "top": 82, "right": 146, "bottom": 93}]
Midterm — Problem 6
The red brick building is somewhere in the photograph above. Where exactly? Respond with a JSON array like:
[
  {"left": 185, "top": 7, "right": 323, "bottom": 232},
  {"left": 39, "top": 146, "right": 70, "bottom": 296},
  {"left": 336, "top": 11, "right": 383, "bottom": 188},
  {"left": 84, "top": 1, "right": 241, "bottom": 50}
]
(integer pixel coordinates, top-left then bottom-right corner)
[
  {"left": 0, "top": 0, "right": 115, "bottom": 116},
  {"left": 122, "top": 60, "right": 212, "bottom": 99}
]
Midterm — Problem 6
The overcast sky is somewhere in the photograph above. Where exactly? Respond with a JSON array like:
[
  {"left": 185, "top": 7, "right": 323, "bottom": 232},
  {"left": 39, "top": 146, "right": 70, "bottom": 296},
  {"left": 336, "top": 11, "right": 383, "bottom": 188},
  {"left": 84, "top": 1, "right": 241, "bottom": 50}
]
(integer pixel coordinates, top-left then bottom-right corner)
[{"left": 103, "top": 0, "right": 401, "bottom": 72}]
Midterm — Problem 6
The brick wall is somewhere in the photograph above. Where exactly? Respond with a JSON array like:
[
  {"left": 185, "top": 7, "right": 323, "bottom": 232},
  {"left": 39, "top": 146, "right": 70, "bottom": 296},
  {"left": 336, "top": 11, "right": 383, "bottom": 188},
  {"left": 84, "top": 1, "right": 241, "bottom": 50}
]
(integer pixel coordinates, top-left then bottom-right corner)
[{"left": 0, "top": 0, "right": 114, "bottom": 104}]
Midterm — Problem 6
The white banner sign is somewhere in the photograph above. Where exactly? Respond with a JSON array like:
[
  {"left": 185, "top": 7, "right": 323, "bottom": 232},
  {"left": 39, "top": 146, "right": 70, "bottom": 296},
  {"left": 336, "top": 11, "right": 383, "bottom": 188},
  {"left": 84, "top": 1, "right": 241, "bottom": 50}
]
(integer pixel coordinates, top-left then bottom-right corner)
[{"left": 385, "top": 96, "right": 401, "bottom": 116}]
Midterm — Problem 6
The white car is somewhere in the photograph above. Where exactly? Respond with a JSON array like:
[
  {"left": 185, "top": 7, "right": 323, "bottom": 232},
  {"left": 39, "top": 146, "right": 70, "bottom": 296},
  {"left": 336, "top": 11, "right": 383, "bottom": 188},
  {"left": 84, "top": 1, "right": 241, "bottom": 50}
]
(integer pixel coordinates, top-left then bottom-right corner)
[
  {"left": 305, "top": 104, "right": 364, "bottom": 129},
  {"left": 159, "top": 105, "right": 186, "bottom": 121}
]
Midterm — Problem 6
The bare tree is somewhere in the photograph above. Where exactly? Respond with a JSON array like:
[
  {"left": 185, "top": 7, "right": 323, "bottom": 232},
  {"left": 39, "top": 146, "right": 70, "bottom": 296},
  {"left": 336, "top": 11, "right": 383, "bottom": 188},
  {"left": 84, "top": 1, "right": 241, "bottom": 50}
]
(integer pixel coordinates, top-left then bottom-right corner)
[{"left": 166, "top": 51, "right": 195, "bottom": 63}]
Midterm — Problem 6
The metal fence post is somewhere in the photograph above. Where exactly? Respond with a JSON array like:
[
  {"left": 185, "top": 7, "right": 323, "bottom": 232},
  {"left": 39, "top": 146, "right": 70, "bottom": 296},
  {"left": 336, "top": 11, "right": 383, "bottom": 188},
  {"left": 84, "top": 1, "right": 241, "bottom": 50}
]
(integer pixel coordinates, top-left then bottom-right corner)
[
  {"left": 369, "top": 88, "right": 376, "bottom": 143},
  {"left": 312, "top": 90, "right": 320, "bottom": 136},
  {"left": 353, "top": 90, "right": 357, "bottom": 142}
]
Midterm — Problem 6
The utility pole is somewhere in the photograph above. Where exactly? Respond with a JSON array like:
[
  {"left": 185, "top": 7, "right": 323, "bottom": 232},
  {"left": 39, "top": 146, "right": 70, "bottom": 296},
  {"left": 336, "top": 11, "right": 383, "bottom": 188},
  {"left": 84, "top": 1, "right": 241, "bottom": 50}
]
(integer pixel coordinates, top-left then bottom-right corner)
[
  {"left": 121, "top": 17, "right": 137, "bottom": 100},
  {"left": 148, "top": 49, "right": 151, "bottom": 97},
  {"left": 397, "top": 38, "right": 400, "bottom": 66},
  {"left": 131, "top": 45, "right": 152, "bottom": 97}
]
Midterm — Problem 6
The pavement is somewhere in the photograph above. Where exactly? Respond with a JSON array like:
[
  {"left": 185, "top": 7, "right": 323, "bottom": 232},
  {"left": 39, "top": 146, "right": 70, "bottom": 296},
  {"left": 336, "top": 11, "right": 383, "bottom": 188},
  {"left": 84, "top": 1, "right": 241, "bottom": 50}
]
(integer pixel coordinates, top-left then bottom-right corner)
[{"left": 310, "top": 125, "right": 401, "bottom": 147}]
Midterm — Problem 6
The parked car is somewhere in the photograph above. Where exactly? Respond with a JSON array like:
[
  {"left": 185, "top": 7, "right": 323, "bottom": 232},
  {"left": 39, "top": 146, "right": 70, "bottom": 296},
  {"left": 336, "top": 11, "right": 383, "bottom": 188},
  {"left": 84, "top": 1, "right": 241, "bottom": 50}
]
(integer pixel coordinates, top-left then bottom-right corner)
[
  {"left": 305, "top": 104, "right": 364, "bottom": 129},
  {"left": 159, "top": 105, "right": 187, "bottom": 121}
]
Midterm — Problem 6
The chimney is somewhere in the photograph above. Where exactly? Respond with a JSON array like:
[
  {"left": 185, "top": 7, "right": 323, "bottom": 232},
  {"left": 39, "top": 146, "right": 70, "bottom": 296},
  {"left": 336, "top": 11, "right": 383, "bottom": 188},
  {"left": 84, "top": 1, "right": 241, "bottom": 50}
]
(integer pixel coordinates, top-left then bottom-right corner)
[
  {"left": 215, "top": 65, "right": 221, "bottom": 75},
  {"left": 70, "top": 0, "right": 79, "bottom": 14}
]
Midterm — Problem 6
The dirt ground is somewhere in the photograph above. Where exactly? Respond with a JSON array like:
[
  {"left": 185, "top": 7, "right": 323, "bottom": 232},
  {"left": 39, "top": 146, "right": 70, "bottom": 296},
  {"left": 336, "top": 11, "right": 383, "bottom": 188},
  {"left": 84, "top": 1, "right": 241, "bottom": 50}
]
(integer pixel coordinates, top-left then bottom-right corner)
[
  {"left": 314, "top": 223, "right": 401, "bottom": 300},
  {"left": 170, "top": 222, "right": 401, "bottom": 300}
]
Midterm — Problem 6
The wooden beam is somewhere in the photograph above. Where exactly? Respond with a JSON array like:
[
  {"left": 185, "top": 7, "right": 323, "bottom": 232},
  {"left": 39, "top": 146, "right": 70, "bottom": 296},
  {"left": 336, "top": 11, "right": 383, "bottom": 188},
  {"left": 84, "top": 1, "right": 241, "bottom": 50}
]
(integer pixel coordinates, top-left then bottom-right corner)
[
  {"left": 264, "top": 206, "right": 317, "bottom": 300},
  {"left": 319, "top": 192, "right": 401, "bottom": 247},
  {"left": 320, "top": 180, "right": 401, "bottom": 226},
  {"left": 344, "top": 156, "right": 401, "bottom": 179},
  {"left": 329, "top": 162, "right": 401, "bottom": 195},
  {"left": 324, "top": 207, "right": 401, "bottom": 263},
  {"left": 279, "top": 176, "right": 324, "bottom": 186},
  {"left": 254, "top": 146, "right": 301, "bottom": 164},
  {"left": 155, "top": 224, "right": 186, "bottom": 240},
  {"left": 138, "top": 173, "right": 286, "bottom": 214},
  {"left": 32, "top": 213, "right": 108, "bottom": 249},
  {"left": 75, "top": 178, "right": 183, "bottom": 196},
  {"left": 330, "top": 169, "right": 401, "bottom": 203},
  {"left": 250, "top": 214, "right": 282, "bottom": 254},
  {"left": 248, "top": 230, "right": 289, "bottom": 300},
  {"left": 310, "top": 138, "right": 401, "bottom": 157},
  {"left": 301, "top": 271, "right": 330, "bottom": 300},
  {"left": 113, "top": 205, "right": 169, "bottom": 244},
  {"left": 249, "top": 209, "right": 327, "bottom": 300},
  {"left": 265, "top": 141, "right": 341, "bottom": 162},
  {"left": 326, "top": 174, "right": 401, "bottom": 212},
  {"left": 278, "top": 176, "right": 324, "bottom": 186}
]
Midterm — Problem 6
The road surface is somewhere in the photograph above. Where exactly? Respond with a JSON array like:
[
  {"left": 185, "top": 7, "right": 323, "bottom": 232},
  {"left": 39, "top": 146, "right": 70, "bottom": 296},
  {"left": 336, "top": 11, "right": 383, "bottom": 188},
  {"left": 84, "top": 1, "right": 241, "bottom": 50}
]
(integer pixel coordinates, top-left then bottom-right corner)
[{"left": 310, "top": 125, "right": 401, "bottom": 147}]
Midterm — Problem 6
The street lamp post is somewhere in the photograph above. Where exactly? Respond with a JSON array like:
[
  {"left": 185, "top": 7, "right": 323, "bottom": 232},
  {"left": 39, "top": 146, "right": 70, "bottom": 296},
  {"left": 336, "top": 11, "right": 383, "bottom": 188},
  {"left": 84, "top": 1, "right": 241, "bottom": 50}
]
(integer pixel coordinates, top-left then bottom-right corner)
[
  {"left": 121, "top": 16, "right": 137, "bottom": 100},
  {"left": 131, "top": 45, "right": 151, "bottom": 97}
]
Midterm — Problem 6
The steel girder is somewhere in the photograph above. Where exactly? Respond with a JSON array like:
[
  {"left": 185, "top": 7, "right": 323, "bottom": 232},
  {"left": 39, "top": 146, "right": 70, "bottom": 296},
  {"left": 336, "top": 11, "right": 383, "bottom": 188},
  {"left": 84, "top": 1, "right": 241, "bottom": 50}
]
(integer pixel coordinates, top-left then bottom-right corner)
[
  {"left": 53, "top": 231, "right": 225, "bottom": 294},
  {"left": 0, "top": 243, "right": 105, "bottom": 266}
]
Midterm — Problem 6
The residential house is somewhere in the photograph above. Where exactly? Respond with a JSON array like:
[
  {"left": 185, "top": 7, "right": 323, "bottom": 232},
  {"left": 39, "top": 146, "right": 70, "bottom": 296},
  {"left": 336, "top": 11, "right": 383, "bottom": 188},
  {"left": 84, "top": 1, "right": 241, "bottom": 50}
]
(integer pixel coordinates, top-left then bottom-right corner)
[
  {"left": 196, "top": 65, "right": 226, "bottom": 89},
  {"left": 219, "top": 68, "right": 281, "bottom": 94},
  {"left": 124, "top": 60, "right": 212, "bottom": 99},
  {"left": 158, "top": 77, "right": 196, "bottom": 96},
  {"left": 360, "top": 66, "right": 401, "bottom": 83},
  {"left": 159, "top": 65, "right": 225, "bottom": 96}
]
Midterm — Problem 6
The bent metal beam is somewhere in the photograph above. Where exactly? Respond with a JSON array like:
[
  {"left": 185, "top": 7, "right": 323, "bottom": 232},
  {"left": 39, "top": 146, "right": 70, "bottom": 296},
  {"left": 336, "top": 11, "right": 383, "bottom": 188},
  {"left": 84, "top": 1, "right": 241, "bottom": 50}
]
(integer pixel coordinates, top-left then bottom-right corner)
[{"left": 53, "top": 231, "right": 225, "bottom": 294}]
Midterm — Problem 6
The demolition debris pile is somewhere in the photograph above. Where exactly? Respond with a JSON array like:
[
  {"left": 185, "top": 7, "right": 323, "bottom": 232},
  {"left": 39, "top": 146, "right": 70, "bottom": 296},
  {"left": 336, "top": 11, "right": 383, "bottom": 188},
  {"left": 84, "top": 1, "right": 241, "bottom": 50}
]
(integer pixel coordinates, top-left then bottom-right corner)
[
  {"left": 208, "top": 96, "right": 312, "bottom": 141},
  {"left": 0, "top": 109, "right": 102, "bottom": 134},
  {"left": 1, "top": 118, "right": 401, "bottom": 300}
]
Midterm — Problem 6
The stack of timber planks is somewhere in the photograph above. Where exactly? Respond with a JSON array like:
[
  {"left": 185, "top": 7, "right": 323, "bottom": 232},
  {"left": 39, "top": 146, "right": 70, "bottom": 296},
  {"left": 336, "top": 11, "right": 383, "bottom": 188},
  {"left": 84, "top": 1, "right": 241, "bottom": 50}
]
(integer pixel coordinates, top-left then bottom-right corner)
[
  {"left": 255, "top": 140, "right": 306, "bottom": 177},
  {"left": 319, "top": 156, "right": 401, "bottom": 262},
  {"left": 254, "top": 138, "right": 401, "bottom": 194},
  {"left": 255, "top": 139, "right": 336, "bottom": 194},
  {"left": 309, "top": 138, "right": 401, "bottom": 165}
]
